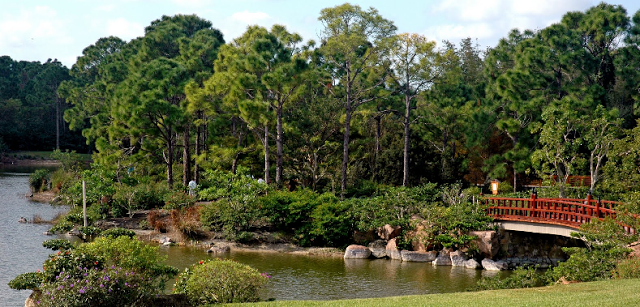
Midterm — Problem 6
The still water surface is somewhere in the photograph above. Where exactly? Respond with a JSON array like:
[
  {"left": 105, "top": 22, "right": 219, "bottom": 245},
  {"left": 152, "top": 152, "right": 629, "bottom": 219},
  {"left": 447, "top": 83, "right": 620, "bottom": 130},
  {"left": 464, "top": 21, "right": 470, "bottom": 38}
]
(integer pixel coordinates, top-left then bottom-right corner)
[
  {"left": 0, "top": 167, "right": 69, "bottom": 307},
  {"left": 160, "top": 246, "right": 503, "bottom": 301},
  {"left": 1, "top": 167, "right": 505, "bottom": 305}
]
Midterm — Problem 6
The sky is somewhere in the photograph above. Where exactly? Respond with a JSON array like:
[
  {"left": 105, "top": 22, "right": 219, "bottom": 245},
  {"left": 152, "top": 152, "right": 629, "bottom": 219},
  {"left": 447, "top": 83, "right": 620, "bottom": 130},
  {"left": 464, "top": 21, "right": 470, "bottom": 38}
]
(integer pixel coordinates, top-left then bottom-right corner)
[{"left": 1, "top": 0, "right": 639, "bottom": 68}]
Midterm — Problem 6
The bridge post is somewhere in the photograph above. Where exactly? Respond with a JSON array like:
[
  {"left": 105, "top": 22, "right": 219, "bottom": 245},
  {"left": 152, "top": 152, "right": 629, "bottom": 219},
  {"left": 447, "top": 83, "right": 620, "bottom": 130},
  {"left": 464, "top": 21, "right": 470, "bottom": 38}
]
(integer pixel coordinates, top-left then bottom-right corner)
[{"left": 531, "top": 189, "right": 537, "bottom": 218}]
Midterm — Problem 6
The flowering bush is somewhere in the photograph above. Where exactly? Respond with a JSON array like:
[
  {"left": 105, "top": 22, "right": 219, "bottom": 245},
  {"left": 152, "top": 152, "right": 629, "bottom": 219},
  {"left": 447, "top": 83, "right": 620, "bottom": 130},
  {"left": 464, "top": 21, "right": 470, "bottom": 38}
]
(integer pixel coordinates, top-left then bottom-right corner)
[
  {"left": 9, "top": 236, "right": 177, "bottom": 307},
  {"left": 173, "top": 259, "right": 269, "bottom": 305}
]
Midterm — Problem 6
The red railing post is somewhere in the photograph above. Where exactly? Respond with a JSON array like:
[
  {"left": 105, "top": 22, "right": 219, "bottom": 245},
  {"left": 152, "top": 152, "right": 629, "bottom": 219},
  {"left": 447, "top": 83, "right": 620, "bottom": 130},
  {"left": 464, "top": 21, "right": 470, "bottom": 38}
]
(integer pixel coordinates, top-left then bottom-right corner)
[{"left": 531, "top": 189, "right": 537, "bottom": 219}]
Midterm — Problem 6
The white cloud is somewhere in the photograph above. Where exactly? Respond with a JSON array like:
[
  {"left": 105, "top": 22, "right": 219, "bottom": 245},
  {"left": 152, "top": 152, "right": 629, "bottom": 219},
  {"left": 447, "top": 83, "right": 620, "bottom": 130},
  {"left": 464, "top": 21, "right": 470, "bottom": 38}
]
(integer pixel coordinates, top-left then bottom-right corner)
[
  {"left": 231, "top": 11, "right": 271, "bottom": 24},
  {"left": 425, "top": 0, "right": 595, "bottom": 48},
  {"left": 423, "top": 23, "right": 494, "bottom": 44},
  {"left": 0, "top": 6, "right": 73, "bottom": 62},
  {"left": 434, "top": 0, "right": 503, "bottom": 22},
  {"left": 106, "top": 18, "right": 145, "bottom": 40},
  {"left": 218, "top": 11, "right": 275, "bottom": 41}
]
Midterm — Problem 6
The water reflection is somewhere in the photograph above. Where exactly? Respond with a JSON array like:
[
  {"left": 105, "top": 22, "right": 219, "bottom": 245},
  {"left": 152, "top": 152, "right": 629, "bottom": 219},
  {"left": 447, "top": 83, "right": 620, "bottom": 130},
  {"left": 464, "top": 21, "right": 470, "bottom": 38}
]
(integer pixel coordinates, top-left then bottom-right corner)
[{"left": 159, "top": 246, "right": 506, "bottom": 301}]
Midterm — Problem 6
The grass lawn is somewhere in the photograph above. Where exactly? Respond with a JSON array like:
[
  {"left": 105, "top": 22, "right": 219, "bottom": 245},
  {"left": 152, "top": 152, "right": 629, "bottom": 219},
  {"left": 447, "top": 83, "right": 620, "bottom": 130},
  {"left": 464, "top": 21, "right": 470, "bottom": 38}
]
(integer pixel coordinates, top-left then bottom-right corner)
[{"left": 224, "top": 278, "right": 640, "bottom": 307}]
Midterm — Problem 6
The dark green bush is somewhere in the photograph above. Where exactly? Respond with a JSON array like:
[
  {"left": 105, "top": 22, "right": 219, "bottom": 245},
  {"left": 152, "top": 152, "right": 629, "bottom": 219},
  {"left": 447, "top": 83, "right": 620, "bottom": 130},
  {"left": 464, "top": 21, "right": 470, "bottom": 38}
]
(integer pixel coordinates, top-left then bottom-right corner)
[
  {"left": 173, "top": 259, "right": 268, "bottom": 305},
  {"left": 546, "top": 246, "right": 629, "bottom": 282},
  {"left": 8, "top": 272, "right": 42, "bottom": 290},
  {"left": 258, "top": 190, "right": 337, "bottom": 232},
  {"left": 78, "top": 226, "right": 103, "bottom": 238},
  {"left": 111, "top": 183, "right": 168, "bottom": 218},
  {"left": 302, "top": 201, "right": 353, "bottom": 247},
  {"left": 29, "top": 169, "right": 51, "bottom": 192},
  {"left": 163, "top": 191, "right": 196, "bottom": 210},
  {"left": 101, "top": 227, "right": 136, "bottom": 238},
  {"left": 42, "top": 239, "right": 74, "bottom": 251},
  {"left": 474, "top": 266, "right": 546, "bottom": 290},
  {"left": 614, "top": 257, "right": 640, "bottom": 279}
]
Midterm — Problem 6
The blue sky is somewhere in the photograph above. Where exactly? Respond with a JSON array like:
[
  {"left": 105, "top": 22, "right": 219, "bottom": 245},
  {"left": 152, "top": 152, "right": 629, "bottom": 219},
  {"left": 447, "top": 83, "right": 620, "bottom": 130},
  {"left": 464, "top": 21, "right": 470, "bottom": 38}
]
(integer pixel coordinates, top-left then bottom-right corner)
[{"left": 1, "top": 0, "right": 639, "bottom": 68}]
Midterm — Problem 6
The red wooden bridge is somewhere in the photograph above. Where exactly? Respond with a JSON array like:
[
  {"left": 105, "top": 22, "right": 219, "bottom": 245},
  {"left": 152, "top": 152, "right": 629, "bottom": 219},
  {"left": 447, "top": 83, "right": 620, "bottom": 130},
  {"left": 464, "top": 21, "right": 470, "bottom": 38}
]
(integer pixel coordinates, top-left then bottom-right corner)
[{"left": 483, "top": 193, "right": 636, "bottom": 235}]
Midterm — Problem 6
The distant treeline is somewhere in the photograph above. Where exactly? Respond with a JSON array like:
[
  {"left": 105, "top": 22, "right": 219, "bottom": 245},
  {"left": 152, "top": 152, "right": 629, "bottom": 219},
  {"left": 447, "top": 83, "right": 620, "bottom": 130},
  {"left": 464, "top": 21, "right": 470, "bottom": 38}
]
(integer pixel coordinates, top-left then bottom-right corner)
[{"left": 0, "top": 57, "right": 88, "bottom": 152}]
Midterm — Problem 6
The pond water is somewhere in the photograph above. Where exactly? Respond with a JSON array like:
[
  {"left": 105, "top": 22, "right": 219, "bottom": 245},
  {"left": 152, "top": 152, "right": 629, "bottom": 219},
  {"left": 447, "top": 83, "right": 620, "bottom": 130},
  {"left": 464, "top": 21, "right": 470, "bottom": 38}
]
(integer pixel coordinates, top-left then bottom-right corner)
[
  {"left": 160, "top": 246, "right": 506, "bottom": 301},
  {"left": 0, "top": 167, "right": 508, "bottom": 304},
  {"left": 0, "top": 166, "right": 69, "bottom": 307}
]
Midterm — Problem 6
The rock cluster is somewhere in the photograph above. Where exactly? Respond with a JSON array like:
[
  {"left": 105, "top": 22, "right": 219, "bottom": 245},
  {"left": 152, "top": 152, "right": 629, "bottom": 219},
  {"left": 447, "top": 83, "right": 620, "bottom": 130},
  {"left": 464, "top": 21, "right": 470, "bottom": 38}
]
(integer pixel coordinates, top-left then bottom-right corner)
[{"left": 342, "top": 225, "right": 572, "bottom": 271}]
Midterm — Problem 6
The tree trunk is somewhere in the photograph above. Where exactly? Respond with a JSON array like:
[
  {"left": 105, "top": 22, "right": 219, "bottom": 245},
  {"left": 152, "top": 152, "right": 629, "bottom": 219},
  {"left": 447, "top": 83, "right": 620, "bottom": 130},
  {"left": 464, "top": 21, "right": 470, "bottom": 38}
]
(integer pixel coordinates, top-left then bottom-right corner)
[
  {"left": 374, "top": 115, "right": 381, "bottom": 181},
  {"left": 194, "top": 118, "right": 201, "bottom": 182},
  {"left": 276, "top": 105, "right": 283, "bottom": 188},
  {"left": 182, "top": 125, "right": 190, "bottom": 188},
  {"left": 167, "top": 135, "right": 174, "bottom": 189},
  {"left": 55, "top": 96, "right": 60, "bottom": 150},
  {"left": 341, "top": 105, "right": 351, "bottom": 197},
  {"left": 403, "top": 94, "right": 410, "bottom": 186},
  {"left": 264, "top": 124, "right": 270, "bottom": 184}
]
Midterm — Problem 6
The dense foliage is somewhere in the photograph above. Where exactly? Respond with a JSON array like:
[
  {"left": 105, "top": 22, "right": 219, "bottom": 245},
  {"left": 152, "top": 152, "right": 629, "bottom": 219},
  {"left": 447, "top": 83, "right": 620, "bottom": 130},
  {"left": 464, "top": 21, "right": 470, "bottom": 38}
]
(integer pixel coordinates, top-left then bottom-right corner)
[
  {"left": 173, "top": 259, "right": 269, "bottom": 305},
  {"left": 8, "top": 236, "right": 178, "bottom": 307}
]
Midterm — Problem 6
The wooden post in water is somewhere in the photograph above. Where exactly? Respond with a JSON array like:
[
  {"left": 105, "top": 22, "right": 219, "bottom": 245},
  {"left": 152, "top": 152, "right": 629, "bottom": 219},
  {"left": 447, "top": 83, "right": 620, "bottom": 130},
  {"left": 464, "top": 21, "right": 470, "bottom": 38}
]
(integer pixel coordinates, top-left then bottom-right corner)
[{"left": 82, "top": 180, "right": 87, "bottom": 227}]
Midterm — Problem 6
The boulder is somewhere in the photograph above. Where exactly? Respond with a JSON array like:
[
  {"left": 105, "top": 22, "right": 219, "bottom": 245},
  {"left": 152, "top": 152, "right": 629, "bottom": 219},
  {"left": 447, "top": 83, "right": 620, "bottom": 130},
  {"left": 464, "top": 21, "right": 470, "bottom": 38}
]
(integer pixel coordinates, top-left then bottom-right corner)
[
  {"left": 368, "top": 239, "right": 388, "bottom": 249},
  {"left": 368, "top": 240, "right": 388, "bottom": 258},
  {"left": 465, "top": 259, "right": 481, "bottom": 269},
  {"left": 344, "top": 244, "right": 371, "bottom": 259},
  {"left": 370, "top": 248, "right": 387, "bottom": 258},
  {"left": 450, "top": 250, "right": 468, "bottom": 267},
  {"left": 629, "top": 241, "right": 640, "bottom": 258},
  {"left": 481, "top": 258, "right": 508, "bottom": 271},
  {"left": 401, "top": 250, "right": 437, "bottom": 262},
  {"left": 433, "top": 249, "right": 452, "bottom": 266},
  {"left": 386, "top": 238, "right": 402, "bottom": 260},
  {"left": 469, "top": 230, "right": 499, "bottom": 259},
  {"left": 207, "top": 246, "right": 230, "bottom": 253},
  {"left": 353, "top": 230, "right": 376, "bottom": 243},
  {"left": 377, "top": 224, "right": 402, "bottom": 240},
  {"left": 25, "top": 290, "right": 40, "bottom": 307}
]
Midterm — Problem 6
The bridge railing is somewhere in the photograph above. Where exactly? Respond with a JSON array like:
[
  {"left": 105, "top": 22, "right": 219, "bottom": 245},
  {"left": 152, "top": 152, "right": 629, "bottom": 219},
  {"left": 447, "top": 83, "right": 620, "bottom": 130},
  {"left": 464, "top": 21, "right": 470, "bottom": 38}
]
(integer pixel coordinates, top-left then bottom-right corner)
[{"left": 484, "top": 193, "right": 633, "bottom": 233}]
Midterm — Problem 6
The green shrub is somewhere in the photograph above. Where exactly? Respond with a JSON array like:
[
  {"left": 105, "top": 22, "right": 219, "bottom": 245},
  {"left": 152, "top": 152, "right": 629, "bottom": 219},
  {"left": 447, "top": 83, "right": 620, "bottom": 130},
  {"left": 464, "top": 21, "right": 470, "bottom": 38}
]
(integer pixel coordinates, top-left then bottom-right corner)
[
  {"left": 546, "top": 246, "right": 629, "bottom": 282},
  {"left": 198, "top": 168, "right": 269, "bottom": 202},
  {"left": 8, "top": 272, "right": 42, "bottom": 290},
  {"left": 474, "top": 266, "right": 545, "bottom": 290},
  {"left": 9, "top": 236, "right": 179, "bottom": 306},
  {"left": 173, "top": 259, "right": 268, "bottom": 305},
  {"left": 615, "top": 257, "right": 640, "bottom": 279},
  {"left": 111, "top": 182, "right": 169, "bottom": 217},
  {"left": 42, "top": 239, "right": 74, "bottom": 251},
  {"left": 41, "top": 249, "right": 104, "bottom": 283},
  {"left": 78, "top": 226, "right": 103, "bottom": 238},
  {"left": 50, "top": 149, "right": 83, "bottom": 171},
  {"left": 258, "top": 190, "right": 337, "bottom": 232},
  {"left": 101, "top": 227, "right": 136, "bottom": 238},
  {"left": 29, "top": 169, "right": 51, "bottom": 192},
  {"left": 58, "top": 169, "right": 114, "bottom": 207},
  {"left": 301, "top": 201, "right": 353, "bottom": 247},
  {"left": 421, "top": 201, "right": 493, "bottom": 250},
  {"left": 163, "top": 191, "right": 196, "bottom": 210},
  {"left": 200, "top": 199, "right": 257, "bottom": 240},
  {"left": 49, "top": 219, "right": 74, "bottom": 234},
  {"left": 37, "top": 265, "right": 154, "bottom": 307}
]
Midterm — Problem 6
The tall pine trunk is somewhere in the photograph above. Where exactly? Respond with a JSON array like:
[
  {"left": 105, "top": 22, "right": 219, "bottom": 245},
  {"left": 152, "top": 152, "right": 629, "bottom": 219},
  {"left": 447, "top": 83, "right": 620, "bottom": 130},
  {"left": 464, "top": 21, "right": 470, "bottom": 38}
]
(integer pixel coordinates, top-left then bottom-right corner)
[
  {"left": 402, "top": 94, "right": 410, "bottom": 186},
  {"left": 264, "top": 125, "right": 270, "bottom": 184},
  {"left": 182, "top": 125, "right": 190, "bottom": 188},
  {"left": 276, "top": 105, "right": 283, "bottom": 188}
]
